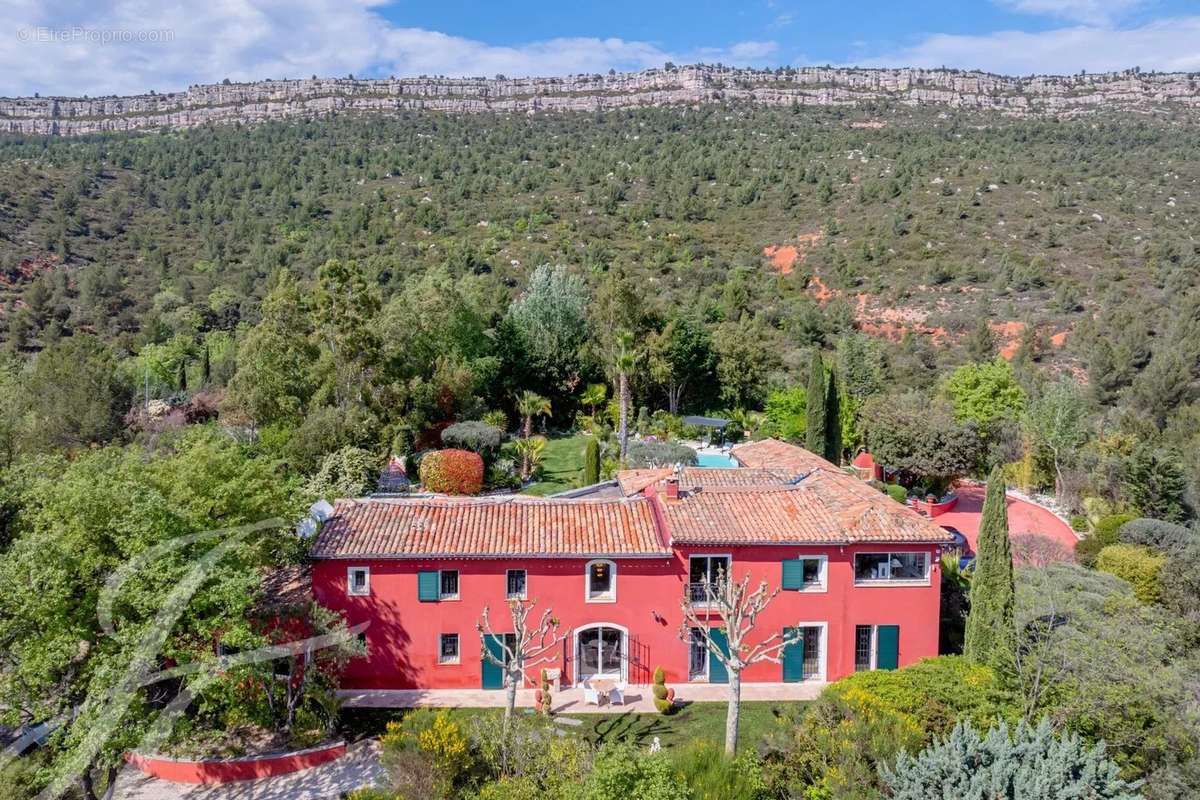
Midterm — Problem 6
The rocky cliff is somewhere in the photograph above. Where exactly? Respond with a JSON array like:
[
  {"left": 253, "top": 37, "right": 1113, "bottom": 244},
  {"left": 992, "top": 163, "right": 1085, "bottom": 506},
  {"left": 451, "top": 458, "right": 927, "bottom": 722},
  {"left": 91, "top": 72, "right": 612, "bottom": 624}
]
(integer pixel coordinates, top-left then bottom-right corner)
[{"left": 4, "top": 65, "right": 1200, "bottom": 136}]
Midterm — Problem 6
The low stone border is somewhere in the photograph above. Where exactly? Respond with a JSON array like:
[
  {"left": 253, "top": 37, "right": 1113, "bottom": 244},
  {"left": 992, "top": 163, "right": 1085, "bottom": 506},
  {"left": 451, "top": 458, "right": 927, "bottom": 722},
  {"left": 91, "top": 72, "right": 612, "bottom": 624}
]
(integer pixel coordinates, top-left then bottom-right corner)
[{"left": 125, "top": 740, "right": 346, "bottom": 785}]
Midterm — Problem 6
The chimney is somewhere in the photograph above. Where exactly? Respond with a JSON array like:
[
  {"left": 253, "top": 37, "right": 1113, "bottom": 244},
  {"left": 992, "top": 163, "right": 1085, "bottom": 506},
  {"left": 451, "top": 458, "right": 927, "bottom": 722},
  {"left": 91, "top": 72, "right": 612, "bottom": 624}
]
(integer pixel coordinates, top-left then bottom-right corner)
[{"left": 665, "top": 476, "right": 679, "bottom": 500}]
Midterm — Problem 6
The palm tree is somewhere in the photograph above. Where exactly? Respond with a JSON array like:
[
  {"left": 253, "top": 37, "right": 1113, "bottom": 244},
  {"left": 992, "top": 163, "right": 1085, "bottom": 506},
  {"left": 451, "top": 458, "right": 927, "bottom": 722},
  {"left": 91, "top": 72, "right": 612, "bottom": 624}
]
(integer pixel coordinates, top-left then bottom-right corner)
[
  {"left": 515, "top": 391, "right": 551, "bottom": 477},
  {"left": 615, "top": 331, "right": 636, "bottom": 462}
]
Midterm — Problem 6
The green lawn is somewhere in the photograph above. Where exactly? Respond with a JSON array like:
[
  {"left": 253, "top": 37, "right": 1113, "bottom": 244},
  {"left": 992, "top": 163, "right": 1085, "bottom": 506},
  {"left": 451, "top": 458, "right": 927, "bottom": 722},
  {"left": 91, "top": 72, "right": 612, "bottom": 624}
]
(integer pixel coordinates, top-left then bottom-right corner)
[
  {"left": 340, "top": 700, "right": 807, "bottom": 753},
  {"left": 512, "top": 434, "right": 591, "bottom": 496}
]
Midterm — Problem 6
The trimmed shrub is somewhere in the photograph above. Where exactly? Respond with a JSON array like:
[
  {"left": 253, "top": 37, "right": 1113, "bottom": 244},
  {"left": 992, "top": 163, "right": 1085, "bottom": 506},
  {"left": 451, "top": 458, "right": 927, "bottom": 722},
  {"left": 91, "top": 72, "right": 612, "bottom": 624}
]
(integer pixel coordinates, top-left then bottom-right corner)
[
  {"left": 418, "top": 449, "right": 484, "bottom": 495},
  {"left": 1070, "top": 514, "right": 1089, "bottom": 532},
  {"left": 1096, "top": 544, "right": 1165, "bottom": 604},
  {"left": 583, "top": 436, "right": 601, "bottom": 485},
  {"left": 651, "top": 665, "right": 673, "bottom": 714},
  {"left": 1117, "top": 517, "right": 1197, "bottom": 555},
  {"left": 441, "top": 421, "right": 504, "bottom": 463},
  {"left": 885, "top": 483, "right": 908, "bottom": 504},
  {"left": 1075, "top": 513, "right": 1136, "bottom": 568},
  {"left": 538, "top": 668, "right": 552, "bottom": 715}
]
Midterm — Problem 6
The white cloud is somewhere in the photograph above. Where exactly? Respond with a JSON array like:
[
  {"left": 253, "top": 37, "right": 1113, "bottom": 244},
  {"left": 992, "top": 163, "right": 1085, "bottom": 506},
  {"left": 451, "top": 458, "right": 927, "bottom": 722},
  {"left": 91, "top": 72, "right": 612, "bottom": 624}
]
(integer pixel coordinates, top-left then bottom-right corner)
[
  {"left": 995, "top": 0, "right": 1146, "bottom": 25},
  {"left": 0, "top": 0, "right": 778, "bottom": 97},
  {"left": 859, "top": 16, "right": 1200, "bottom": 75}
]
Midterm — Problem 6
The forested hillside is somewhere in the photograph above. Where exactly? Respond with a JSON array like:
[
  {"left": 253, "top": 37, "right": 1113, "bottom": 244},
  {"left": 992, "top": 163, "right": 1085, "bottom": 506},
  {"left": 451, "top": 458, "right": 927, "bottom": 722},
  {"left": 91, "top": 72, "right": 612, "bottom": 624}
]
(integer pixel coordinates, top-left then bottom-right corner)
[
  {"left": 1, "top": 105, "right": 1199, "bottom": 497},
  {"left": 1, "top": 99, "right": 1200, "bottom": 800}
]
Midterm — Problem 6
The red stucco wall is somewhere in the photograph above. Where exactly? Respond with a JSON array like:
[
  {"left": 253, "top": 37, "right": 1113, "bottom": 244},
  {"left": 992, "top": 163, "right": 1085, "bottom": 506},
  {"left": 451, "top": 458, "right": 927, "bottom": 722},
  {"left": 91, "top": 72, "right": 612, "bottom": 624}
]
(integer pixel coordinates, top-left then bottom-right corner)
[
  {"left": 125, "top": 742, "right": 346, "bottom": 784},
  {"left": 313, "top": 542, "right": 942, "bottom": 689}
]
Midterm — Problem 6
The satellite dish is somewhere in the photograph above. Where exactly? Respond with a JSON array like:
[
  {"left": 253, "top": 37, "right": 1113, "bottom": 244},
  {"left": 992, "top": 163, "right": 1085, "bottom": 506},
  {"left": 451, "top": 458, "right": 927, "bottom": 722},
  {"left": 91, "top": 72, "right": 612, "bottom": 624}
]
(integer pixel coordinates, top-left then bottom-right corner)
[{"left": 310, "top": 499, "right": 335, "bottom": 522}]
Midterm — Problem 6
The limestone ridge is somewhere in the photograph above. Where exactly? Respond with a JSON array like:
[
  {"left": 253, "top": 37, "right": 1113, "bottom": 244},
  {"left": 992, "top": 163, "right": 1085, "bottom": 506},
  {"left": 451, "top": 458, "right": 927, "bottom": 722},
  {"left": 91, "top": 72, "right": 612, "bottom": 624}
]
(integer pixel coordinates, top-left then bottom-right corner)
[{"left": 4, "top": 65, "right": 1200, "bottom": 136}]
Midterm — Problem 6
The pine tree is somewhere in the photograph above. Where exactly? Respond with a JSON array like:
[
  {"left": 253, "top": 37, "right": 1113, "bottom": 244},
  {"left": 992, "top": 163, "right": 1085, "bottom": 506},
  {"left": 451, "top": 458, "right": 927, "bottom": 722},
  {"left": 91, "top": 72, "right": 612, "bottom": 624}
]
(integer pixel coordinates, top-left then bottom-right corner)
[
  {"left": 805, "top": 350, "right": 827, "bottom": 456},
  {"left": 964, "top": 466, "right": 1016, "bottom": 673},
  {"left": 966, "top": 317, "right": 996, "bottom": 362},
  {"left": 583, "top": 436, "right": 600, "bottom": 485},
  {"left": 823, "top": 369, "right": 842, "bottom": 464}
]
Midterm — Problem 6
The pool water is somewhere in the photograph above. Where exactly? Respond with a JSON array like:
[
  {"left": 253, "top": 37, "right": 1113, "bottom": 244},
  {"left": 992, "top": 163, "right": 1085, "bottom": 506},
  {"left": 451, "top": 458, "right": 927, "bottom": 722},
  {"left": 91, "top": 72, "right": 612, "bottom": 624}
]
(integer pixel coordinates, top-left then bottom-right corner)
[{"left": 696, "top": 452, "right": 737, "bottom": 468}]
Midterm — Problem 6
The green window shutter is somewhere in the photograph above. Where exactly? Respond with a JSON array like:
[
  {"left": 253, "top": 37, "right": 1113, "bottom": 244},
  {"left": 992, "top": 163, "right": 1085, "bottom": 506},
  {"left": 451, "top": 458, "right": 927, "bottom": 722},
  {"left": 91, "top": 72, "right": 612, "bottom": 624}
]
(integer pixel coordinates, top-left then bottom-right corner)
[
  {"left": 482, "top": 635, "right": 505, "bottom": 689},
  {"left": 876, "top": 625, "right": 899, "bottom": 670},
  {"left": 708, "top": 628, "right": 729, "bottom": 684},
  {"left": 781, "top": 559, "right": 804, "bottom": 590},
  {"left": 417, "top": 571, "right": 440, "bottom": 602},
  {"left": 782, "top": 627, "right": 805, "bottom": 682}
]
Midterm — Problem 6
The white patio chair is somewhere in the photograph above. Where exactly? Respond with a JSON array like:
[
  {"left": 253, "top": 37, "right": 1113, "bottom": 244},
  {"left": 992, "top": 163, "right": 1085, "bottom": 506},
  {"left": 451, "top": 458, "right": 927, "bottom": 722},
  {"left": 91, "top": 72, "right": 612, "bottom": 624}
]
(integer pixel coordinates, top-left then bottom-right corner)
[
  {"left": 609, "top": 682, "right": 626, "bottom": 706},
  {"left": 582, "top": 681, "right": 602, "bottom": 706}
]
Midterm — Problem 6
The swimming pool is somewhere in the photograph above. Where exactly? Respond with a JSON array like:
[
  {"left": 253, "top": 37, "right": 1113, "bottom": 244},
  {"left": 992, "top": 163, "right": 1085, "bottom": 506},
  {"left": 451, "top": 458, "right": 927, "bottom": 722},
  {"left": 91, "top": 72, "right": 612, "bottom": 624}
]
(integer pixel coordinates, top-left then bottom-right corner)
[{"left": 696, "top": 452, "right": 737, "bottom": 468}]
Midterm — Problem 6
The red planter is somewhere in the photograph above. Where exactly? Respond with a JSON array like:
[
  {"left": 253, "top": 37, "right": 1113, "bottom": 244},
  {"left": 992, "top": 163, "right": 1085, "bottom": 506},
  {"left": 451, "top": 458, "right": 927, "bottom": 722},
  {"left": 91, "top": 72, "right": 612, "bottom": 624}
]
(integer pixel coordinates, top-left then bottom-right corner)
[{"left": 125, "top": 741, "right": 346, "bottom": 785}]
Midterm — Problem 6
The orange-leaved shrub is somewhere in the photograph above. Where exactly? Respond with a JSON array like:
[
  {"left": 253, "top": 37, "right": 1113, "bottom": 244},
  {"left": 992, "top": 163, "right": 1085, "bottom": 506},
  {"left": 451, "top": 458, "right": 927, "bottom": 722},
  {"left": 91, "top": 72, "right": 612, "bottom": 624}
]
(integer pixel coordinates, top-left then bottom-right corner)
[{"left": 419, "top": 449, "right": 484, "bottom": 495}]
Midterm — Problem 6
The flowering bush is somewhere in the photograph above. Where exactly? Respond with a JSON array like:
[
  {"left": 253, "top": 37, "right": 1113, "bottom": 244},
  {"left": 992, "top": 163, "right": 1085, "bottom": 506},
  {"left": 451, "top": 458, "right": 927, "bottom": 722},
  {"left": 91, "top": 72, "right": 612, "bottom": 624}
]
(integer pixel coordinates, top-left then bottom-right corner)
[{"left": 419, "top": 449, "right": 484, "bottom": 495}]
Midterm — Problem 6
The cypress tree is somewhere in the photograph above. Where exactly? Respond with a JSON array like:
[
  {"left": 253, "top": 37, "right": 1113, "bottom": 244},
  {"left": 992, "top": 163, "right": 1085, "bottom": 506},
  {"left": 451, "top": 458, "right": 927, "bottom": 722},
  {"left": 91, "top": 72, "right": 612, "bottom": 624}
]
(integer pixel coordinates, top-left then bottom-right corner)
[
  {"left": 176, "top": 358, "right": 188, "bottom": 392},
  {"left": 201, "top": 345, "right": 211, "bottom": 386},
  {"left": 805, "top": 350, "right": 827, "bottom": 456},
  {"left": 583, "top": 436, "right": 600, "bottom": 485},
  {"left": 823, "top": 369, "right": 842, "bottom": 464},
  {"left": 964, "top": 466, "right": 1016, "bottom": 673}
]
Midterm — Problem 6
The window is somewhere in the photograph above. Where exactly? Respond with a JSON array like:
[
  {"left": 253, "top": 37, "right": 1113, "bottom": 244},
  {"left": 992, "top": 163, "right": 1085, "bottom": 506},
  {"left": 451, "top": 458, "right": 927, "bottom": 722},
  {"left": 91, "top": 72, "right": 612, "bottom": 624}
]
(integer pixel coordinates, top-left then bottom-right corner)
[
  {"left": 586, "top": 559, "right": 616, "bottom": 602},
  {"left": 439, "top": 570, "right": 460, "bottom": 600},
  {"left": 347, "top": 567, "right": 370, "bottom": 596},
  {"left": 854, "top": 552, "right": 929, "bottom": 583},
  {"left": 439, "top": 633, "right": 460, "bottom": 664},
  {"left": 506, "top": 569, "right": 527, "bottom": 599},
  {"left": 688, "top": 555, "right": 731, "bottom": 603},
  {"left": 854, "top": 625, "right": 874, "bottom": 671},
  {"left": 782, "top": 556, "right": 827, "bottom": 591}
]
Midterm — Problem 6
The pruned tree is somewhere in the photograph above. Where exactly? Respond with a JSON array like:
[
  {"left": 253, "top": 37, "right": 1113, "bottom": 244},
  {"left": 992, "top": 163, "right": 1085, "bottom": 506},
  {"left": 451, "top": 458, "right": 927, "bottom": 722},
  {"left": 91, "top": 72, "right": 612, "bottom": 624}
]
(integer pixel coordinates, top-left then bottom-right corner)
[
  {"left": 477, "top": 598, "right": 569, "bottom": 729},
  {"left": 679, "top": 570, "right": 803, "bottom": 755}
]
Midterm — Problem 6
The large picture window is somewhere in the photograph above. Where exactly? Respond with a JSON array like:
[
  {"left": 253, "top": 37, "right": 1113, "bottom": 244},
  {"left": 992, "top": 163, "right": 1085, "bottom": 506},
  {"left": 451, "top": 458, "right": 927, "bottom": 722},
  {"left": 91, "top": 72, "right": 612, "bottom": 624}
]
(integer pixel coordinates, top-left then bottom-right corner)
[
  {"left": 854, "top": 552, "right": 929, "bottom": 583},
  {"left": 688, "top": 554, "right": 731, "bottom": 604}
]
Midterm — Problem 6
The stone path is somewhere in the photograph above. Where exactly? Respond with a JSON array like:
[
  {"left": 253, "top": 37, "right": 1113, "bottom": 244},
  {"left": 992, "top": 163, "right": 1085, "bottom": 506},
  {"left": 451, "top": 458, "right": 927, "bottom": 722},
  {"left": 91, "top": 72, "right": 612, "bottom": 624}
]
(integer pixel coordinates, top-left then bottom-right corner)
[{"left": 112, "top": 740, "right": 384, "bottom": 800}]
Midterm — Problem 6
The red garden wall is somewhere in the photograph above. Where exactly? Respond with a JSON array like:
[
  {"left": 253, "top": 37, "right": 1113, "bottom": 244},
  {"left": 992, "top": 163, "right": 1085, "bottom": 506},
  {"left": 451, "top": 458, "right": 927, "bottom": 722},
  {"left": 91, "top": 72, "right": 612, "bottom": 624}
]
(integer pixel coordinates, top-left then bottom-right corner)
[{"left": 125, "top": 741, "right": 346, "bottom": 785}]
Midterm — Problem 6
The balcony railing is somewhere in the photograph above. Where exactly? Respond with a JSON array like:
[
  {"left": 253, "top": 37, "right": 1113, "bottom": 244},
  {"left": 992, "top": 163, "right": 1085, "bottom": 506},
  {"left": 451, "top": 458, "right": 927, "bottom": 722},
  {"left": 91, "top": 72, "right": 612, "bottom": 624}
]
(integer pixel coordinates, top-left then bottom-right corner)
[{"left": 685, "top": 582, "right": 725, "bottom": 605}]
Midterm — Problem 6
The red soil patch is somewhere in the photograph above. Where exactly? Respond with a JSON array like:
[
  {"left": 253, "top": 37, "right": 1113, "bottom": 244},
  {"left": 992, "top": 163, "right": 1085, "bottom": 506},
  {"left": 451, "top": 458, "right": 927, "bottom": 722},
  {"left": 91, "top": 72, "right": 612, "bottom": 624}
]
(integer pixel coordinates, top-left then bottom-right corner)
[
  {"left": 763, "top": 232, "right": 822, "bottom": 275},
  {"left": 1049, "top": 330, "right": 1069, "bottom": 347},
  {"left": 990, "top": 320, "right": 1026, "bottom": 360},
  {"left": 0, "top": 254, "right": 58, "bottom": 287}
]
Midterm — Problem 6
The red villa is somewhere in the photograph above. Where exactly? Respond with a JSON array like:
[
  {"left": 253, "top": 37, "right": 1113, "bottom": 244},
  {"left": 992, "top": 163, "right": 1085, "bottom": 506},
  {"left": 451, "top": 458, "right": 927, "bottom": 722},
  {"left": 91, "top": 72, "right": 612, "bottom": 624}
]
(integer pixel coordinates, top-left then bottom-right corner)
[{"left": 310, "top": 439, "right": 953, "bottom": 692}]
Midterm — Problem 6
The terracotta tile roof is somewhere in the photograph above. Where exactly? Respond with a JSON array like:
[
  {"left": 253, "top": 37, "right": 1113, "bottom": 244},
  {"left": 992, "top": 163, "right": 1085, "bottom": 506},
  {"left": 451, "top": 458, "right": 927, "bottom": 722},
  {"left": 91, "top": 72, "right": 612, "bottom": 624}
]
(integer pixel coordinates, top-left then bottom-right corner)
[
  {"left": 730, "top": 438, "right": 832, "bottom": 474},
  {"left": 663, "top": 440, "right": 954, "bottom": 545},
  {"left": 616, "top": 466, "right": 790, "bottom": 495},
  {"left": 310, "top": 495, "right": 669, "bottom": 559}
]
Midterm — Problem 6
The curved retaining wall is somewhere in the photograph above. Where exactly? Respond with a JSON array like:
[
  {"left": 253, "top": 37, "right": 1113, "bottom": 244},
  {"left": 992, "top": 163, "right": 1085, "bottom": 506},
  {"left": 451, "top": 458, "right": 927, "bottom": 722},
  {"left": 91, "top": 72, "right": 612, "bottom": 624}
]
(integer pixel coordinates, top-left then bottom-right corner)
[
  {"left": 125, "top": 741, "right": 346, "bottom": 785},
  {"left": 911, "top": 494, "right": 959, "bottom": 518}
]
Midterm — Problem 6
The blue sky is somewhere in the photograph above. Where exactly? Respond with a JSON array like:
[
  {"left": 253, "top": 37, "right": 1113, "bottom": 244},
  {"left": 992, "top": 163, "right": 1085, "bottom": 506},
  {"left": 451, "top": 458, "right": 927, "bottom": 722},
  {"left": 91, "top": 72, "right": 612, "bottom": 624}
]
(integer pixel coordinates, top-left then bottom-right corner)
[{"left": 4, "top": 1, "right": 1200, "bottom": 97}]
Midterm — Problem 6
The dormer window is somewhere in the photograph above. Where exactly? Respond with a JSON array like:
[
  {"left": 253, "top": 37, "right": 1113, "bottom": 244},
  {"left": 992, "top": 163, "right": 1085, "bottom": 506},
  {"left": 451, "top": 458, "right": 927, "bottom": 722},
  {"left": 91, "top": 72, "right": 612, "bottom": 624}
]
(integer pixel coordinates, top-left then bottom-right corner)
[{"left": 585, "top": 559, "right": 616, "bottom": 602}]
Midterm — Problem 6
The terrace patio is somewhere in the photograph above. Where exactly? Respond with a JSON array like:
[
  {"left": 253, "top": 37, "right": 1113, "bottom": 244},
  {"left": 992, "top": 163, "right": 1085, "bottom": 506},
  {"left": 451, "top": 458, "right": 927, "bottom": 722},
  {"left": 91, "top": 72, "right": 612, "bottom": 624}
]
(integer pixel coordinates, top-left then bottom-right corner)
[{"left": 338, "top": 680, "right": 826, "bottom": 714}]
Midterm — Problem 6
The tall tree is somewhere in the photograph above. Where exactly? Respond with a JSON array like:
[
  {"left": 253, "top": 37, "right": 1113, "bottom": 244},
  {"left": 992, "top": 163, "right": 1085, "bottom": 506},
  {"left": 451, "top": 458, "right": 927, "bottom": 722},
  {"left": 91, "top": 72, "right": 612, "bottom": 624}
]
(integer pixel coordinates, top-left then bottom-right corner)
[
  {"left": 823, "top": 368, "right": 842, "bottom": 464},
  {"left": 679, "top": 571, "right": 803, "bottom": 755},
  {"left": 176, "top": 357, "right": 188, "bottom": 392},
  {"left": 647, "top": 316, "right": 716, "bottom": 414},
  {"left": 805, "top": 350, "right": 828, "bottom": 456},
  {"left": 614, "top": 330, "right": 635, "bottom": 462},
  {"left": 477, "top": 599, "right": 568, "bottom": 730},
  {"left": 1023, "top": 378, "right": 1089, "bottom": 502},
  {"left": 200, "top": 345, "right": 211, "bottom": 387},
  {"left": 964, "top": 466, "right": 1016, "bottom": 674}
]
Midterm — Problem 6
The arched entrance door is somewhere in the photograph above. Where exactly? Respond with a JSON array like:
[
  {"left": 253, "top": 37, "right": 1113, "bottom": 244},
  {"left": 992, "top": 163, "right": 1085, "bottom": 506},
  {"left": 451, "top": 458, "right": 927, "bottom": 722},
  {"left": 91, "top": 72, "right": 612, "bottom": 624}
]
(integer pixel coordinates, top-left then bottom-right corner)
[{"left": 575, "top": 624, "right": 626, "bottom": 683}]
